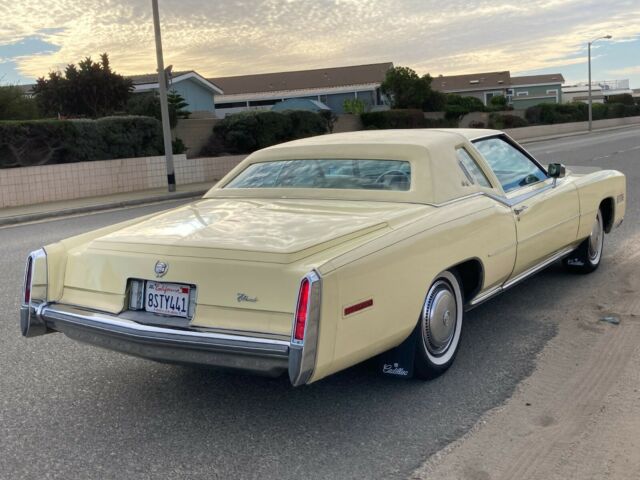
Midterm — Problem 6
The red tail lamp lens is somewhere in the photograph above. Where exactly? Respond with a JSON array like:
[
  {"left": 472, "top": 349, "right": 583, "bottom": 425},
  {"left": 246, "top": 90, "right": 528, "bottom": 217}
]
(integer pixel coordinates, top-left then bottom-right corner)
[
  {"left": 24, "top": 256, "right": 33, "bottom": 304},
  {"left": 294, "top": 278, "right": 310, "bottom": 341}
]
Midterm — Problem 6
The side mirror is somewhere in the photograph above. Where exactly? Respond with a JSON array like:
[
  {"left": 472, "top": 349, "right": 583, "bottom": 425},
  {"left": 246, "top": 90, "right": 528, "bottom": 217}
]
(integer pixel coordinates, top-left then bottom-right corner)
[{"left": 548, "top": 163, "right": 566, "bottom": 179}]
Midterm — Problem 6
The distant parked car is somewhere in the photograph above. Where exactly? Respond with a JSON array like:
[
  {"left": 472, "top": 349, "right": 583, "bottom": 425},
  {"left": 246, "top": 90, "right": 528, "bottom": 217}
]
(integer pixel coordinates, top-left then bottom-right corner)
[{"left": 21, "top": 129, "right": 626, "bottom": 385}]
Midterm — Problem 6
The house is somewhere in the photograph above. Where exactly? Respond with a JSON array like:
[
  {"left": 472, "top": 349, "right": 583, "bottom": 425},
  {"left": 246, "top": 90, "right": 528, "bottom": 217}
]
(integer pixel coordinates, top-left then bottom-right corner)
[
  {"left": 432, "top": 71, "right": 564, "bottom": 108},
  {"left": 210, "top": 63, "right": 393, "bottom": 117},
  {"left": 129, "top": 70, "right": 223, "bottom": 117}
]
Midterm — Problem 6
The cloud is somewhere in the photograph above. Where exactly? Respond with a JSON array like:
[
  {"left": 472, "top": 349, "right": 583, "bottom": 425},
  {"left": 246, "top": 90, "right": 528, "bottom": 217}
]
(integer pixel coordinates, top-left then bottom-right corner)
[
  {"left": 607, "top": 65, "right": 640, "bottom": 76},
  {"left": 0, "top": 0, "right": 639, "bottom": 82}
]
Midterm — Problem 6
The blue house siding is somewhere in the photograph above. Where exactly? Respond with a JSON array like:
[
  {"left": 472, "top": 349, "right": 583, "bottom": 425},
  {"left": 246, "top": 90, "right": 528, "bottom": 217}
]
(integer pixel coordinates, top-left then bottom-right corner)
[{"left": 170, "top": 78, "right": 215, "bottom": 113}]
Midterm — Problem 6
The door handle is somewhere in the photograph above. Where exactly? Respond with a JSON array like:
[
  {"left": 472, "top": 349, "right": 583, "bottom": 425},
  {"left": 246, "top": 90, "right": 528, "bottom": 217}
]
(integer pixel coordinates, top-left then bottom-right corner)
[{"left": 513, "top": 205, "right": 528, "bottom": 215}]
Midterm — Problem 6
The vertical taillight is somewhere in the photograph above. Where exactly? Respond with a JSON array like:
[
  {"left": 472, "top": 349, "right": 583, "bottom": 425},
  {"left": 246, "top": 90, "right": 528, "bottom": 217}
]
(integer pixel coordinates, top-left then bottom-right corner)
[
  {"left": 294, "top": 277, "right": 310, "bottom": 342},
  {"left": 23, "top": 255, "right": 33, "bottom": 305}
]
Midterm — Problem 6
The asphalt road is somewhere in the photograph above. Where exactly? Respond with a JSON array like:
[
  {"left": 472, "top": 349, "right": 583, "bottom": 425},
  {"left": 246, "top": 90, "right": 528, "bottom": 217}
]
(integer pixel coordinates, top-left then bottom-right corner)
[{"left": 1, "top": 127, "right": 639, "bottom": 480}]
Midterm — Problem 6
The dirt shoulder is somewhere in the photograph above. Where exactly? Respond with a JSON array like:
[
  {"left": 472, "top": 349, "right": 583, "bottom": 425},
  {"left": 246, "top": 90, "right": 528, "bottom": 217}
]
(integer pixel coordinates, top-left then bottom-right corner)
[{"left": 413, "top": 236, "right": 640, "bottom": 480}]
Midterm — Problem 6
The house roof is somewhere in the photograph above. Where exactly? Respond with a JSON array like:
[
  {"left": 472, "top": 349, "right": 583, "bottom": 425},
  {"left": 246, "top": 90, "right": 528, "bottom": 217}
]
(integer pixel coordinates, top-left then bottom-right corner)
[
  {"left": 130, "top": 70, "right": 224, "bottom": 94},
  {"left": 209, "top": 62, "right": 393, "bottom": 96},
  {"left": 432, "top": 71, "right": 565, "bottom": 92},
  {"left": 432, "top": 71, "right": 512, "bottom": 92},
  {"left": 129, "top": 70, "right": 194, "bottom": 85},
  {"left": 510, "top": 73, "right": 564, "bottom": 86}
]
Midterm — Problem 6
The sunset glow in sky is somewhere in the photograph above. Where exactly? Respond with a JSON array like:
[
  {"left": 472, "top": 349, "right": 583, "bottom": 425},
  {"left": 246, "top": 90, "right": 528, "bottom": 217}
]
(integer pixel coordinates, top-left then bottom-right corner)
[{"left": 1, "top": 0, "right": 639, "bottom": 86}]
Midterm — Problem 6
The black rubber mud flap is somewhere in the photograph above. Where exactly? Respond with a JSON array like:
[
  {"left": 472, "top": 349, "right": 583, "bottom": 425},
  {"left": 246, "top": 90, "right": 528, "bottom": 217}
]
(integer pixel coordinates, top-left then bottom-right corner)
[{"left": 378, "top": 329, "right": 418, "bottom": 379}]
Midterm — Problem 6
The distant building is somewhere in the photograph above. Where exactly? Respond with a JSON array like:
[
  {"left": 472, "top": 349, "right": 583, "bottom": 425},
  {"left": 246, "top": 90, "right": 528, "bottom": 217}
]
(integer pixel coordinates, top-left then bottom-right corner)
[
  {"left": 562, "top": 79, "right": 633, "bottom": 104},
  {"left": 210, "top": 63, "right": 393, "bottom": 117},
  {"left": 432, "top": 71, "right": 564, "bottom": 108},
  {"left": 129, "top": 70, "right": 223, "bottom": 117}
]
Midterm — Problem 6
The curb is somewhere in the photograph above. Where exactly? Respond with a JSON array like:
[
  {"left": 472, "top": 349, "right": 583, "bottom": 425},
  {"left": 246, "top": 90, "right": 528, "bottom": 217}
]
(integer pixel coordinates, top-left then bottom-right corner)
[{"left": 0, "top": 190, "right": 207, "bottom": 227}]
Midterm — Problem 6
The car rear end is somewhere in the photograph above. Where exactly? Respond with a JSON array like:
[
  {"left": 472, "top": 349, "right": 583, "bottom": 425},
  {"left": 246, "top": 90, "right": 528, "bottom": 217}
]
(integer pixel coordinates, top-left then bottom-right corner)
[{"left": 20, "top": 244, "right": 325, "bottom": 386}]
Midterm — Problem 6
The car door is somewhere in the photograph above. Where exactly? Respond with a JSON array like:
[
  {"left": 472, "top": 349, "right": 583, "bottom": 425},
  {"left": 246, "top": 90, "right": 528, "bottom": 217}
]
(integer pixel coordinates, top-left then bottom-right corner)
[{"left": 473, "top": 135, "right": 580, "bottom": 277}]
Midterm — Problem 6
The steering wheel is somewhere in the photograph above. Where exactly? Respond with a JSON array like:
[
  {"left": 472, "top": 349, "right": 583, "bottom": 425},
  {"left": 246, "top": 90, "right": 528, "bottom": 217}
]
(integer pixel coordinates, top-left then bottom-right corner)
[{"left": 375, "top": 170, "right": 410, "bottom": 189}]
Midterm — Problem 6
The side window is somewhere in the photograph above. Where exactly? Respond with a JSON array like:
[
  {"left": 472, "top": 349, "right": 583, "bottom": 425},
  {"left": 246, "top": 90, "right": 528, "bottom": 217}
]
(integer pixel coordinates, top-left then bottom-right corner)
[
  {"left": 473, "top": 137, "right": 547, "bottom": 192},
  {"left": 456, "top": 148, "right": 492, "bottom": 188}
]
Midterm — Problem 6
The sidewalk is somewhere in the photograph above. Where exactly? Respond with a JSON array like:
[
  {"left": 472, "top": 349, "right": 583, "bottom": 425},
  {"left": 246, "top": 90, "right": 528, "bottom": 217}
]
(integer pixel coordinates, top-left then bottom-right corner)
[{"left": 0, "top": 182, "right": 211, "bottom": 227}]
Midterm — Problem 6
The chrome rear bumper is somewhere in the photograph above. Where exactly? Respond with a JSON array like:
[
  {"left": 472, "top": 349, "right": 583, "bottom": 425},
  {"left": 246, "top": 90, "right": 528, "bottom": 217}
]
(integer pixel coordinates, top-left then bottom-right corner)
[{"left": 22, "top": 303, "right": 300, "bottom": 381}]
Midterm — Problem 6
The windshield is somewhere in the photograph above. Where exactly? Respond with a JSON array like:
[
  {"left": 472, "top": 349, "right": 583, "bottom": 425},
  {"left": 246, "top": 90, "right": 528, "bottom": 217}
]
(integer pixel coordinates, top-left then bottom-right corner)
[{"left": 224, "top": 159, "right": 411, "bottom": 191}]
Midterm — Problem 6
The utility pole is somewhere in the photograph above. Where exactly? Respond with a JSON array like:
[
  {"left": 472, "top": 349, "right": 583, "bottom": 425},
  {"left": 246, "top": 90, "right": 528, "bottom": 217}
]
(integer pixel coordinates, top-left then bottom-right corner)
[
  {"left": 587, "top": 34, "right": 612, "bottom": 132},
  {"left": 151, "top": 0, "right": 176, "bottom": 192}
]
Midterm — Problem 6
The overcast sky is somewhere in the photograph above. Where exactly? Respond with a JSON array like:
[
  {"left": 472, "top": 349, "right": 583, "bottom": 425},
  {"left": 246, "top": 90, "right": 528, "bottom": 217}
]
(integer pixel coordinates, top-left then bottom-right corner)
[{"left": 1, "top": 0, "right": 639, "bottom": 86}]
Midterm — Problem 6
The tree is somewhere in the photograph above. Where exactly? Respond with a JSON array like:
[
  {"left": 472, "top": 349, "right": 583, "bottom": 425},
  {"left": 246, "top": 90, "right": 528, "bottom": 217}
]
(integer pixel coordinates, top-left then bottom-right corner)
[
  {"left": 423, "top": 89, "right": 447, "bottom": 112},
  {"left": 126, "top": 92, "right": 178, "bottom": 128},
  {"left": 167, "top": 89, "right": 191, "bottom": 119},
  {"left": 32, "top": 53, "right": 132, "bottom": 118},
  {"left": 0, "top": 85, "right": 40, "bottom": 120},
  {"left": 381, "top": 66, "right": 433, "bottom": 109}
]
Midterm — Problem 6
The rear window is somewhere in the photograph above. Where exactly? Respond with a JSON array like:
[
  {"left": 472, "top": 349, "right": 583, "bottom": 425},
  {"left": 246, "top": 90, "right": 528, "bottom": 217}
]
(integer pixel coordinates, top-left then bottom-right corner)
[{"left": 224, "top": 159, "right": 411, "bottom": 191}]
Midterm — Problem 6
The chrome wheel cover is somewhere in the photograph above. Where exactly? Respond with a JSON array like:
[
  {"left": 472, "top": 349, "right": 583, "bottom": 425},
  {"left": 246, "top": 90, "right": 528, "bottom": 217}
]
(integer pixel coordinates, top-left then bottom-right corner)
[
  {"left": 421, "top": 271, "right": 463, "bottom": 366},
  {"left": 588, "top": 211, "right": 604, "bottom": 263}
]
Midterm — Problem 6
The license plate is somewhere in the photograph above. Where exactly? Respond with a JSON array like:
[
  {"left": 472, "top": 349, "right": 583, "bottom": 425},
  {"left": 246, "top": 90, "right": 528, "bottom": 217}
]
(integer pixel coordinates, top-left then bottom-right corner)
[{"left": 144, "top": 281, "right": 191, "bottom": 318}]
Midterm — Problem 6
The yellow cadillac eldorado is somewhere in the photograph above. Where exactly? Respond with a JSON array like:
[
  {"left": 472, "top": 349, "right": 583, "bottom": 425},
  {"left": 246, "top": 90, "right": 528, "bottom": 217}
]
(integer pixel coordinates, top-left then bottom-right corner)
[{"left": 20, "top": 129, "right": 626, "bottom": 386}]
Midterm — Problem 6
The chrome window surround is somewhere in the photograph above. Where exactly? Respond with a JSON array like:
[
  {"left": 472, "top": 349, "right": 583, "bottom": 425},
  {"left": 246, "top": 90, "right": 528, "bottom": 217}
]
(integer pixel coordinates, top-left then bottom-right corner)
[
  {"left": 429, "top": 179, "right": 557, "bottom": 209},
  {"left": 20, "top": 248, "right": 49, "bottom": 337},
  {"left": 288, "top": 270, "right": 322, "bottom": 387},
  {"left": 470, "top": 133, "right": 549, "bottom": 190}
]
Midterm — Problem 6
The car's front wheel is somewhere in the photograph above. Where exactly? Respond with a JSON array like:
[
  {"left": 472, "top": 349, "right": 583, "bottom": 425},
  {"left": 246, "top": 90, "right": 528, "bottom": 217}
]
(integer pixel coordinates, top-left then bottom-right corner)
[
  {"left": 414, "top": 270, "right": 463, "bottom": 379},
  {"left": 563, "top": 208, "right": 605, "bottom": 274}
]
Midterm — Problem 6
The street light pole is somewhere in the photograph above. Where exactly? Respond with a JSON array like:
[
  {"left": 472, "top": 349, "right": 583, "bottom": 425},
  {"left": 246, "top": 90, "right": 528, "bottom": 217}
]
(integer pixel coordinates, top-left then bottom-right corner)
[
  {"left": 151, "top": 0, "right": 176, "bottom": 192},
  {"left": 587, "top": 34, "right": 612, "bottom": 132}
]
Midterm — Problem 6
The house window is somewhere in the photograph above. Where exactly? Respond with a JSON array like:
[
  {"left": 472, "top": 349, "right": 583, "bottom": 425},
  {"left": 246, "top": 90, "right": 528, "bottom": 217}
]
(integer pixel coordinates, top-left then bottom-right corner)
[
  {"left": 248, "top": 99, "right": 278, "bottom": 107},
  {"left": 216, "top": 101, "right": 248, "bottom": 109},
  {"left": 546, "top": 89, "right": 558, "bottom": 95},
  {"left": 516, "top": 91, "right": 529, "bottom": 96}
]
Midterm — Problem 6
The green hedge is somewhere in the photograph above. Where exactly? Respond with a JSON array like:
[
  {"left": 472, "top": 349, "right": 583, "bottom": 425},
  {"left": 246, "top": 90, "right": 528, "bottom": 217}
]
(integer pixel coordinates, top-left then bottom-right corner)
[
  {"left": 525, "top": 102, "right": 640, "bottom": 125},
  {"left": 488, "top": 113, "right": 529, "bottom": 129},
  {"left": 0, "top": 116, "right": 163, "bottom": 168},
  {"left": 201, "top": 110, "right": 328, "bottom": 156},
  {"left": 360, "top": 109, "right": 457, "bottom": 129}
]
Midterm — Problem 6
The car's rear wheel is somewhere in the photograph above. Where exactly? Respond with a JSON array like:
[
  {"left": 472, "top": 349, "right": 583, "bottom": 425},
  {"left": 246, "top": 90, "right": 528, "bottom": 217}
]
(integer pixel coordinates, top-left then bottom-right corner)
[
  {"left": 563, "top": 208, "right": 604, "bottom": 274},
  {"left": 414, "top": 270, "right": 463, "bottom": 379}
]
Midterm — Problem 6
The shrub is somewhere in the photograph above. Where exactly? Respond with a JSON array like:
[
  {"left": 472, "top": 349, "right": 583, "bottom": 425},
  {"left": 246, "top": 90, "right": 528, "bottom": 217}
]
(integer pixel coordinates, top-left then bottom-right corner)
[
  {"left": 444, "top": 104, "right": 470, "bottom": 121},
  {"left": 446, "top": 95, "right": 486, "bottom": 112},
  {"left": 343, "top": 98, "right": 366, "bottom": 114},
  {"left": 591, "top": 103, "right": 608, "bottom": 120},
  {"left": 607, "top": 93, "right": 634, "bottom": 105},
  {"left": 468, "top": 120, "right": 486, "bottom": 128},
  {"left": 0, "top": 86, "right": 40, "bottom": 120},
  {"left": 126, "top": 93, "right": 178, "bottom": 129},
  {"left": 606, "top": 103, "right": 626, "bottom": 119},
  {"left": 488, "top": 113, "right": 528, "bottom": 129},
  {"left": 525, "top": 102, "right": 587, "bottom": 124},
  {"left": 0, "top": 116, "right": 163, "bottom": 168},
  {"left": 201, "top": 110, "right": 327, "bottom": 155},
  {"left": 489, "top": 95, "right": 508, "bottom": 108},
  {"left": 360, "top": 109, "right": 456, "bottom": 129}
]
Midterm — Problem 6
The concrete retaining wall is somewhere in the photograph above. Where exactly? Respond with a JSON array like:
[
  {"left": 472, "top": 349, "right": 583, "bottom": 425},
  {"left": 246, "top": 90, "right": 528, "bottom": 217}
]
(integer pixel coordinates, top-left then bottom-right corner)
[
  {"left": 0, "top": 154, "right": 246, "bottom": 209},
  {"left": 506, "top": 115, "right": 640, "bottom": 140}
]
